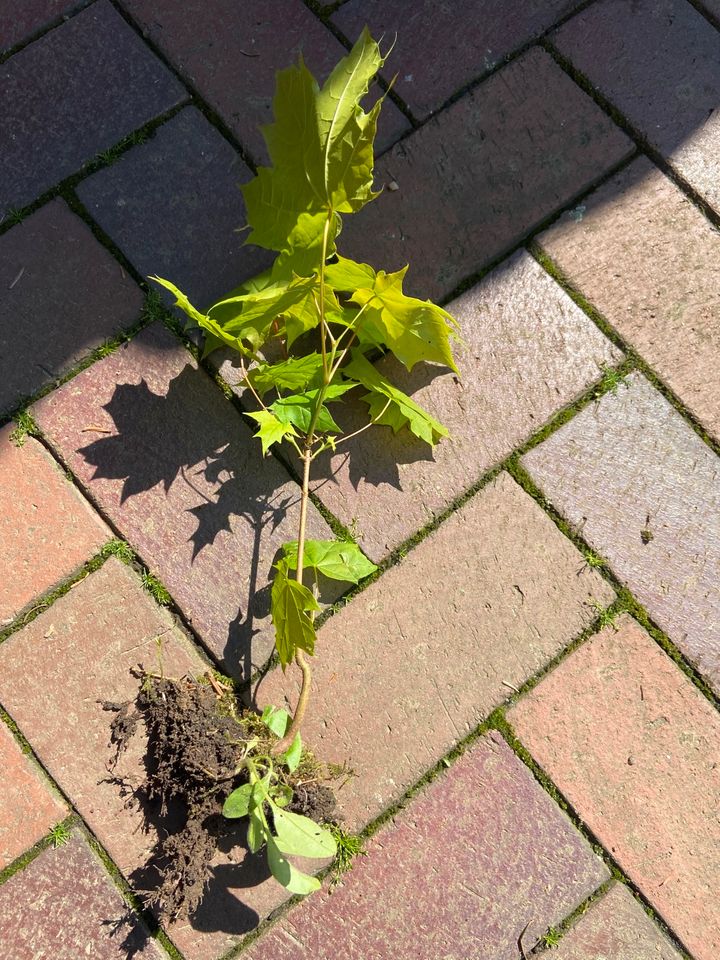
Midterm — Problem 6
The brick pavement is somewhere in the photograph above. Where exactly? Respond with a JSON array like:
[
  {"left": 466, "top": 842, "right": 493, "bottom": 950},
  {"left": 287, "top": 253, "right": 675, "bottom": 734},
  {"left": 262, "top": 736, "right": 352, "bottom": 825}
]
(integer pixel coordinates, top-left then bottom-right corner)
[{"left": 0, "top": 2, "right": 717, "bottom": 958}]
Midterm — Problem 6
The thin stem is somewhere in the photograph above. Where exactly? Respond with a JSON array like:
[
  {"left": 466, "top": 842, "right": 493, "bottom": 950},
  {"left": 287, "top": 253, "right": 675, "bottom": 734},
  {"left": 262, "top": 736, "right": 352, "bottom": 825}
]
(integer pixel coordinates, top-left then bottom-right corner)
[{"left": 329, "top": 396, "right": 392, "bottom": 449}]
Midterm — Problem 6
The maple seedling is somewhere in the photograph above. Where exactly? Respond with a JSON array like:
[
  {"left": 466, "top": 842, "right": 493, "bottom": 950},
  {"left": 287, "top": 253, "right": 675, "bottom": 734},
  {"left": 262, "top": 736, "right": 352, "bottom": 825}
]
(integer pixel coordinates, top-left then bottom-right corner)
[{"left": 152, "top": 30, "right": 458, "bottom": 894}]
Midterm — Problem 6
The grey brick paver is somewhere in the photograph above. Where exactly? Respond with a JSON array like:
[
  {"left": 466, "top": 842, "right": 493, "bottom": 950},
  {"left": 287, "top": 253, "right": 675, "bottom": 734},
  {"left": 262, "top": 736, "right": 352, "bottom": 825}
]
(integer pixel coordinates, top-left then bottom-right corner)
[
  {"left": 32, "top": 323, "right": 333, "bottom": 676},
  {"left": 77, "top": 107, "right": 271, "bottom": 311},
  {"left": 510, "top": 616, "right": 720, "bottom": 960},
  {"left": 118, "top": 0, "right": 409, "bottom": 161},
  {"left": 552, "top": 0, "right": 720, "bottom": 212},
  {"left": 306, "top": 249, "right": 620, "bottom": 562},
  {"left": 539, "top": 157, "right": 720, "bottom": 442},
  {"left": 341, "top": 47, "right": 633, "bottom": 301},
  {"left": 0, "top": 0, "right": 186, "bottom": 215},
  {"left": 260, "top": 471, "right": 614, "bottom": 831},
  {"left": 549, "top": 883, "right": 683, "bottom": 960},
  {"left": 0, "top": 198, "right": 144, "bottom": 414},
  {"left": 334, "top": 0, "right": 581, "bottom": 119},
  {"left": 0, "top": 832, "right": 166, "bottom": 960},
  {"left": 523, "top": 372, "right": 720, "bottom": 694},
  {"left": 0, "top": 424, "right": 110, "bottom": 624},
  {"left": 0, "top": 0, "right": 80, "bottom": 52},
  {"left": 244, "top": 734, "right": 608, "bottom": 960}
]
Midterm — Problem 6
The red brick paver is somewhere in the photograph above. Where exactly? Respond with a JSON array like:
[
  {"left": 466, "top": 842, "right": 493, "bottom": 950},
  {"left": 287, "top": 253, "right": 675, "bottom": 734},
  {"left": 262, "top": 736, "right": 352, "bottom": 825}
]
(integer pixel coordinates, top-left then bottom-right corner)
[
  {"left": 33, "top": 323, "right": 334, "bottom": 675},
  {"left": 0, "top": 198, "right": 144, "bottom": 414},
  {"left": 0, "top": 557, "right": 329, "bottom": 960},
  {"left": 334, "top": 0, "right": 581, "bottom": 119},
  {"left": 509, "top": 616, "right": 720, "bottom": 960},
  {"left": 0, "top": 832, "right": 166, "bottom": 959},
  {"left": 0, "top": 0, "right": 187, "bottom": 215},
  {"left": 245, "top": 734, "right": 608, "bottom": 960},
  {"left": 539, "top": 157, "right": 720, "bottom": 441},
  {"left": 0, "top": 721, "right": 66, "bottom": 870},
  {"left": 0, "top": 0, "right": 80, "bottom": 52},
  {"left": 260, "top": 471, "right": 614, "bottom": 830},
  {"left": 550, "top": 883, "right": 683, "bottom": 960},
  {"left": 77, "top": 107, "right": 271, "bottom": 312},
  {"left": 118, "top": 0, "right": 409, "bottom": 161},
  {"left": 342, "top": 47, "right": 633, "bottom": 301},
  {"left": 552, "top": 0, "right": 720, "bottom": 212},
  {"left": 523, "top": 372, "right": 720, "bottom": 693},
  {"left": 307, "top": 249, "right": 620, "bottom": 561},
  {"left": 0, "top": 425, "right": 109, "bottom": 624}
]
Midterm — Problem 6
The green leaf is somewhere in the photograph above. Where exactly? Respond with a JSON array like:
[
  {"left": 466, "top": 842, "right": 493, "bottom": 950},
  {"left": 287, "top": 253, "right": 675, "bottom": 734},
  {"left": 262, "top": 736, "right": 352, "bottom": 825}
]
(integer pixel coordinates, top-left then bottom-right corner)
[
  {"left": 351, "top": 267, "right": 459, "bottom": 372},
  {"left": 223, "top": 783, "right": 254, "bottom": 819},
  {"left": 325, "top": 255, "right": 377, "bottom": 291},
  {"left": 266, "top": 836, "right": 321, "bottom": 895},
  {"left": 272, "top": 783, "right": 294, "bottom": 808},
  {"left": 283, "top": 539, "right": 377, "bottom": 584},
  {"left": 270, "top": 560, "right": 320, "bottom": 668},
  {"left": 247, "top": 354, "right": 324, "bottom": 397},
  {"left": 344, "top": 352, "right": 449, "bottom": 446},
  {"left": 261, "top": 704, "right": 291, "bottom": 737},
  {"left": 246, "top": 410, "right": 298, "bottom": 456},
  {"left": 208, "top": 277, "right": 316, "bottom": 350},
  {"left": 247, "top": 806, "right": 267, "bottom": 854},
  {"left": 150, "top": 276, "right": 206, "bottom": 327},
  {"left": 283, "top": 732, "right": 303, "bottom": 773},
  {"left": 316, "top": 29, "right": 384, "bottom": 212},
  {"left": 270, "top": 394, "right": 342, "bottom": 435},
  {"left": 272, "top": 807, "right": 337, "bottom": 859}
]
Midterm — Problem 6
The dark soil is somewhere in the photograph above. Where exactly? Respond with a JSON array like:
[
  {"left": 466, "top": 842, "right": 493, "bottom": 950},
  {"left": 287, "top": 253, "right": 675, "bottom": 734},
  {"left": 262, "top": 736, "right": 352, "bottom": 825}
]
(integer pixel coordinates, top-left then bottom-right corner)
[{"left": 103, "top": 675, "right": 339, "bottom": 920}]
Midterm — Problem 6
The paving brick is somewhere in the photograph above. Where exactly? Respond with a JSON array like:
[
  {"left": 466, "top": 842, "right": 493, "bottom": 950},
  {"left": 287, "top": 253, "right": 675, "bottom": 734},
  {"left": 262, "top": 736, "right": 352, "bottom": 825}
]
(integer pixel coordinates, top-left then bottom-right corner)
[
  {"left": 301, "top": 250, "right": 620, "bottom": 561},
  {"left": 334, "top": 0, "right": 580, "bottom": 119},
  {"left": 259, "top": 471, "right": 614, "bottom": 830},
  {"left": 539, "top": 157, "right": 720, "bottom": 442},
  {"left": 0, "top": 425, "right": 110, "bottom": 624},
  {"left": 0, "top": 0, "right": 80, "bottom": 51},
  {"left": 33, "top": 323, "right": 333, "bottom": 675},
  {"left": 0, "top": 0, "right": 186, "bottom": 215},
  {"left": 522, "top": 372, "right": 720, "bottom": 693},
  {"left": 77, "top": 107, "right": 271, "bottom": 312},
  {"left": 0, "top": 198, "right": 144, "bottom": 414},
  {"left": 118, "top": 0, "right": 409, "bottom": 161},
  {"left": 0, "top": 832, "right": 165, "bottom": 959},
  {"left": 0, "top": 559, "right": 334, "bottom": 960},
  {"left": 341, "top": 47, "right": 633, "bottom": 302},
  {"left": 245, "top": 734, "right": 607, "bottom": 960},
  {"left": 552, "top": 0, "right": 720, "bottom": 212},
  {"left": 550, "top": 883, "right": 683, "bottom": 960},
  {"left": 509, "top": 615, "right": 720, "bottom": 960},
  {"left": 0, "top": 721, "right": 66, "bottom": 869}
]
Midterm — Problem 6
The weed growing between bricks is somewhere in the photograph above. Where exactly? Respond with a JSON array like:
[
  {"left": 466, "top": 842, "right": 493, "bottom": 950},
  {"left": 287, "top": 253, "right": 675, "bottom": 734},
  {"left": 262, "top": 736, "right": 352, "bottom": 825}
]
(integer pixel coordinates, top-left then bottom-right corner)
[{"left": 100, "top": 32, "right": 461, "bottom": 918}]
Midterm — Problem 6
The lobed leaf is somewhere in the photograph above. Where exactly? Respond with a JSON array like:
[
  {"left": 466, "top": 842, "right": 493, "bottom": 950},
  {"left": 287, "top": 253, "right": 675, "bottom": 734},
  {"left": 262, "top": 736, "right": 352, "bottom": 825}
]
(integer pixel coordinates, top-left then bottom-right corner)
[
  {"left": 270, "top": 560, "right": 320, "bottom": 668},
  {"left": 246, "top": 410, "right": 298, "bottom": 456},
  {"left": 344, "top": 352, "right": 449, "bottom": 446},
  {"left": 247, "top": 354, "right": 324, "bottom": 397}
]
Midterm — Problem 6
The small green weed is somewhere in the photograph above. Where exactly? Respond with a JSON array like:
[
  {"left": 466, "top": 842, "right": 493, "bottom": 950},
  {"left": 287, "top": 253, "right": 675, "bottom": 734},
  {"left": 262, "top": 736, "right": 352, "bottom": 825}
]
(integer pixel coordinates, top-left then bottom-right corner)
[
  {"left": 100, "top": 539, "right": 135, "bottom": 564},
  {"left": 9, "top": 411, "right": 37, "bottom": 446},
  {"left": 48, "top": 822, "right": 72, "bottom": 848},
  {"left": 142, "top": 572, "right": 172, "bottom": 606},
  {"left": 329, "top": 827, "right": 364, "bottom": 881},
  {"left": 542, "top": 926, "right": 562, "bottom": 948}
]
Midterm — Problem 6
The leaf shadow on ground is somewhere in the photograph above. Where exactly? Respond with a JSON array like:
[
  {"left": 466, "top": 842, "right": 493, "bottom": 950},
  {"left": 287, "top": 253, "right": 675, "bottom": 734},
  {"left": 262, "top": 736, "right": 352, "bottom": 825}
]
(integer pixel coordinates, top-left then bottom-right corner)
[{"left": 77, "top": 363, "right": 295, "bottom": 679}]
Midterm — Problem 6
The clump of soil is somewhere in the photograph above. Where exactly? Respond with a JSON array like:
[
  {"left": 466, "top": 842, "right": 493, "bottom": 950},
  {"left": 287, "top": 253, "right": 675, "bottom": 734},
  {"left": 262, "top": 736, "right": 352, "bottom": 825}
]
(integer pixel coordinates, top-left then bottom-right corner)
[{"left": 103, "top": 675, "right": 339, "bottom": 920}]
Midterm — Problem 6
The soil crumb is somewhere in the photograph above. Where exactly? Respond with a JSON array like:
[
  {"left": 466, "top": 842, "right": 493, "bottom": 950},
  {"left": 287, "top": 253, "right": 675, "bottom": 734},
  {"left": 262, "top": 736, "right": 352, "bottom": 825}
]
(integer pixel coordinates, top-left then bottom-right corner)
[{"left": 104, "top": 675, "right": 338, "bottom": 920}]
